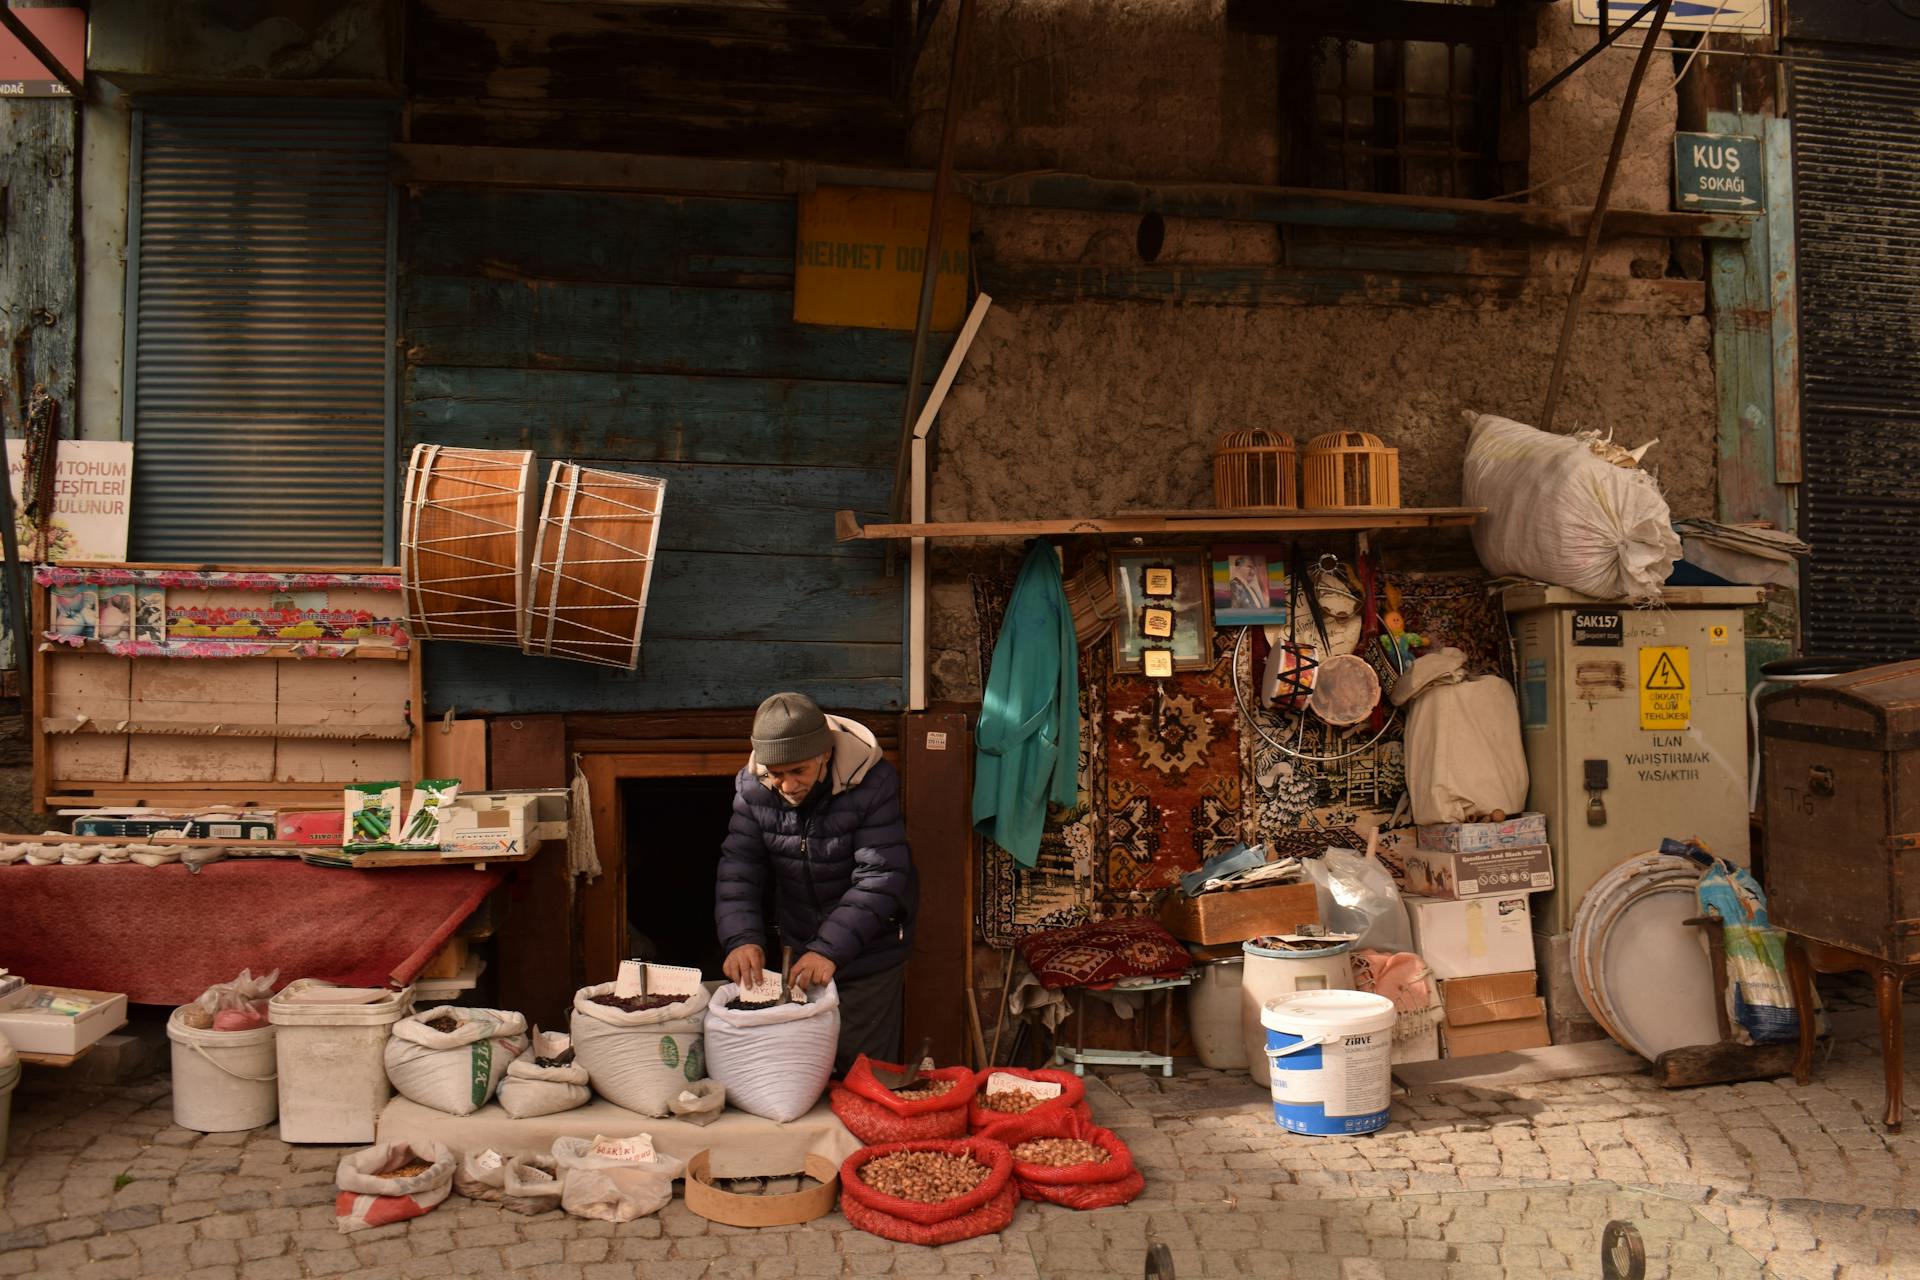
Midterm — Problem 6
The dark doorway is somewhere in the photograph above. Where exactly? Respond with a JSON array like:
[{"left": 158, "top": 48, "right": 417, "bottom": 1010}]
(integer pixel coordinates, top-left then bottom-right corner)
[{"left": 622, "top": 775, "right": 739, "bottom": 979}]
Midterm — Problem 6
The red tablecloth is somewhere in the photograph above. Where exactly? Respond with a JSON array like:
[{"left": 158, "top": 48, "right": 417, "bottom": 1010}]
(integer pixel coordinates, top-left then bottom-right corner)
[{"left": 0, "top": 860, "right": 503, "bottom": 1005}]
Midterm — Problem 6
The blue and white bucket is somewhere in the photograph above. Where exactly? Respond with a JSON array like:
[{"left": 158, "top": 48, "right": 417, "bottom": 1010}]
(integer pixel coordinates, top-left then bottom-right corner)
[{"left": 1261, "top": 989, "right": 1397, "bottom": 1136}]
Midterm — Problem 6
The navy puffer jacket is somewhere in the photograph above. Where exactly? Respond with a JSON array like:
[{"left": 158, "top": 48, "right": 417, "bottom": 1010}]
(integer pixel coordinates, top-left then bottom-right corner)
[{"left": 714, "top": 716, "right": 917, "bottom": 981}]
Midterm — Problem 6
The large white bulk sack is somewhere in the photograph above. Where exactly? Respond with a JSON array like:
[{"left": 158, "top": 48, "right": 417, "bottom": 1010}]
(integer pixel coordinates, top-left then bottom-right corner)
[
  {"left": 383, "top": 1008, "right": 528, "bottom": 1116},
  {"left": 1461, "top": 412, "right": 1680, "bottom": 600},
  {"left": 703, "top": 982, "right": 840, "bottom": 1123},
  {"left": 570, "top": 983, "right": 710, "bottom": 1117},
  {"left": 1389, "top": 648, "right": 1529, "bottom": 825}
]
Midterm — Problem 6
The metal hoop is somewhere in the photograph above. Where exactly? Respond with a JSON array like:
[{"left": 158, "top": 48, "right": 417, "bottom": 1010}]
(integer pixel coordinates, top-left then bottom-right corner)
[{"left": 1230, "top": 626, "right": 1398, "bottom": 763}]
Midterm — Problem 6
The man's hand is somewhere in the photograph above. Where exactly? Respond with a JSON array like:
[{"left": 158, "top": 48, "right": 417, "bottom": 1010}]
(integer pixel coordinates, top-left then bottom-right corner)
[
  {"left": 787, "top": 951, "right": 837, "bottom": 994},
  {"left": 723, "top": 945, "right": 766, "bottom": 989}
]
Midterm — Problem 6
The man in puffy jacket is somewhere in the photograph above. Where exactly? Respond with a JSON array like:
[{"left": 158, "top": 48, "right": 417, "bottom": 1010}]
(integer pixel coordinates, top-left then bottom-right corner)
[{"left": 716, "top": 692, "right": 917, "bottom": 1073}]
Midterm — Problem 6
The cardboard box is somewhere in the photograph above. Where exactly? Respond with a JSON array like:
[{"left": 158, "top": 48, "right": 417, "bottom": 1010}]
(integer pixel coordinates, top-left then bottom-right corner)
[
  {"left": 1442, "top": 1011, "right": 1551, "bottom": 1057},
  {"left": 1159, "top": 880, "right": 1320, "bottom": 945},
  {"left": 1405, "top": 893, "right": 1537, "bottom": 980},
  {"left": 1402, "top": 845, "right": 1553, "bottom": 900},
  {"left": 72, "top": 815, "right": 276, "bottom": 841},
  {"left": 0, "top": 986, "right": 129, "bottom": 1056},
  {"left": 439, "top": 793, "right": 535, "bottom": 856},
  {"left": 1438, "top": 972, "right": 1549, "bottom": 1057},
  {"left": 276, "top": 809, "right": 347, "bottom": 846},
  {"left": 1415, "top": 812, "right": 1548, "bottom": 853}
]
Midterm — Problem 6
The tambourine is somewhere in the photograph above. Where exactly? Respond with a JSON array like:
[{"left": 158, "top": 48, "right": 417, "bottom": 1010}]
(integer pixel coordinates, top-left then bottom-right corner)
[{"left": 1307, "top": 652, "right": 1381, "bottom": 726}]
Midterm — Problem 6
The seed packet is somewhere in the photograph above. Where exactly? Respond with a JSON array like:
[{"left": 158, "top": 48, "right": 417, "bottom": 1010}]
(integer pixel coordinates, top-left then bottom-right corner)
[
  {"left": 96, "top": 586, "right": 135, "bottom": 642},
  {"left": 50, "top": 585, "right": 95, "bottom": 638},
  {"left": 397, "top": 779, "right": 460, "bottom": 849},
  {"left": 135, "top": 586, "right": 167, "bottom": 644},
  {"left": 344, "top": 782, "right": 402, "bottom": 850}
]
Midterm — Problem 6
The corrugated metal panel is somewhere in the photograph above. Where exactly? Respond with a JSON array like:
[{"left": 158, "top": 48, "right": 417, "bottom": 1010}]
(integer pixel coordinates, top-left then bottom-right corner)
[
  {"left": 1790, "top": 53, "right": 1920, "bottom": 661},
  {"left": 127, "top": 108, "right": 392, "bottom": 565}
]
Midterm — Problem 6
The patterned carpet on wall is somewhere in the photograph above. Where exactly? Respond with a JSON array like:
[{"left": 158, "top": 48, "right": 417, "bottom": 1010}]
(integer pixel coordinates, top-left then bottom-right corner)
[{"left": 971, "top": 566, "right": 1513, "bottom": 941}]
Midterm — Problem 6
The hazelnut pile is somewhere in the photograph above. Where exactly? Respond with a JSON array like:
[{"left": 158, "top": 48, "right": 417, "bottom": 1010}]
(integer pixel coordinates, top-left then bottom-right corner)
[
  {"left": 858, "top": 1151, "right": 990, "bottom": 1204},
  {"left": 1011, "top": 1139, "right": 1110, "bottom": 1168},
  {"left": 890, "top": 1079, "right": 956, "bottom": 1102},
  {"left": 375, "top": 1158, "right": 434, "bottom": 1180},
  {"left": 424, "top": 1014, "right": 461, "bottom": 1034},
  {"left": 980, "top": 1089, "right": 1046, "bottom": 1114}
]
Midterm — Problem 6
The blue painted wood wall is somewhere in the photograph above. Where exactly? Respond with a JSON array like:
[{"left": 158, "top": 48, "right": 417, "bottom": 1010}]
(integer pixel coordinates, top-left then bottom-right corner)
[{"left": 401, "top": 188, "right": 938, "bottom": 713}]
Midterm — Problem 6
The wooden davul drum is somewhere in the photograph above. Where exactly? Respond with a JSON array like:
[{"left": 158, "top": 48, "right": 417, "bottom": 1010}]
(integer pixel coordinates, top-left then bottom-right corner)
[
  {"left": 523, "top": 463, "right": 667, "bottom": 669},
  {"left": 400, "top": 444, "right": 536, "bottom": 646}
]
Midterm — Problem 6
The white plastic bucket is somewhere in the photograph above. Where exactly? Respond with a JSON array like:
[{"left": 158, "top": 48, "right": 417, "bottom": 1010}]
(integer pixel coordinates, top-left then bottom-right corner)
[
  {"left": 1241, "top": 938, "right": 1354, "bottom": 1087},
  {"left": 1188, "top": 959, "right": 1247, "bottom": 1069},
  {"left": 167, "top": 1008, "right": 278, "bottom": 1133},
  {"left": 1261, "top": 990, "right": 1397, "bottom": 1136},
  {"left": 268, "top": 980, "right": 413, "bottom": 1144}
]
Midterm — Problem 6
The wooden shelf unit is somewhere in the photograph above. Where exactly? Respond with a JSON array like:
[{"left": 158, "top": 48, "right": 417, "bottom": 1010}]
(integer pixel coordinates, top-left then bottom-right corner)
[
  {"left": 32, "top": 565, "right": 425, "bottom": 811},
  {"left": 834, "top": 506, "right": 1483, "bottom": 542}
]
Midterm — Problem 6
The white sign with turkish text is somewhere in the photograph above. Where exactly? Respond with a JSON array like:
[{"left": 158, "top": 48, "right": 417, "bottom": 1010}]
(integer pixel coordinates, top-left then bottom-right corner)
[{"left": 5, "top": 440, "right": 132, "bottom": 562}]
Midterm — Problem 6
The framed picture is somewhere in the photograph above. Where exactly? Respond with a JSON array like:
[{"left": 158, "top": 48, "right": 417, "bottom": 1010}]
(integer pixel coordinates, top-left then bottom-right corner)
[
  {"left": 1212, "top": 544, "right": 1290, "bottom": 626},
  {"left": 1112, "top": 548, "right": 1212, "bottom": 672},
  {"left": 1143, "top": 649, "right": 1174, "bottom": 679}
]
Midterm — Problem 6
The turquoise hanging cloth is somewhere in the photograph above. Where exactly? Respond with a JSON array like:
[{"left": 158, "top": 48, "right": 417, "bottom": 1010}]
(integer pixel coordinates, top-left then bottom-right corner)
[{"left": 972, "top": 541, "right": 1080, "bottom": 867}]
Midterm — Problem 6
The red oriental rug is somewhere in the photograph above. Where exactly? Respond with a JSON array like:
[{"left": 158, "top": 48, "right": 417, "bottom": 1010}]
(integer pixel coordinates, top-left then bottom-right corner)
[{"left": 0, "top": 861, "right": 502, "bottom": 1004}]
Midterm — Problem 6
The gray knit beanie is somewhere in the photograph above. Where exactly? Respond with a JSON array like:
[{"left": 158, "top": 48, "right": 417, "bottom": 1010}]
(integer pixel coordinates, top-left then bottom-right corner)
[{"left": 751, "top": 692, "right": 831, "bottom": 766}]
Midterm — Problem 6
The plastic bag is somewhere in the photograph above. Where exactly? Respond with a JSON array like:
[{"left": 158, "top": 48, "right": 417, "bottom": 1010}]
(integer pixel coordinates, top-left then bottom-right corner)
[
  {"left": 830, "top": 1057, "right": 978, "bottom": 1144},
  {"left": 1305, "top": 846, "right": 1412, "bottom": 954},
  {"left": 668, "top": 1080, "right": 728, "bottom": 1127},
  {"left": 976, "top": 1110, "right": 1145, "bottom": 1210},
  {"left": 839, "top": 1138, "right": 1018, "bottom": 1245},
  {"left": 1462, "top": 412, "right": 1680, "bottom": 600},
  {"left": 384, "top": 1007, "right": 529, "bottom": 1116},
  {"left": 570, "top": 982, "right": 710, "bottom": 1117},
  {"left": 1696, "top": 859, "right": 1801, "bottom": 1045},
  {"left": 552, "top": 1135, "right": 685, "bottom": 1223},
  {"left": 1389, "top": 649, "right": 1528, "bottom": 826},
  {"left": 501, "top": 1155, "right": 563, "bottom": 1216},
  {"left": 454, "top": 1148, "right": 508, "bottom": 1201},
  {"left": 335, "top": 1140, "right": 454, "bottom": 1233},
  {"left": 497, "top": 1027, "right": 591, "bottom": 1119},
  {"left": 179, "top": 968, "right": 279, "bottom": 1033},
  {"left": 704, "top": 981, "right": 840, "bottom": 1123},
  {"left": 967, "top": 1069, "right": 1091, "bottom": 1134}
]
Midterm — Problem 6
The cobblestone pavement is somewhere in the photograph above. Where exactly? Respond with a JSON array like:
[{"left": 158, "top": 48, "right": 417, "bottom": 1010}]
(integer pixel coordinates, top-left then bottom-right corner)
[{"left": 3, "top": 989, "right": 1918, "bottom": 1279}]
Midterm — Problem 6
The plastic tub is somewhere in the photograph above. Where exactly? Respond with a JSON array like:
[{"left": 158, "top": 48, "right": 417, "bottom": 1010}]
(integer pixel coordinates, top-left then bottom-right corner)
[
  {"left": 167, "top": 1008, "right": 277, "bottom": 1133},
  {"left": 1187, "top": 958, "right": 1247, "bottom": 1069},
  {"left": 1240, "top": 936, "right": 1355, "bottom": 1087},
  {"left": 1261, "top": 990, "right": 1397, "bottom": 1136},
  {"left": 268, "top": 980, "right": 412, "bottom": 1144},
  {"left": 0, "top": 1031, "right": 18, "bottom": 1160}
]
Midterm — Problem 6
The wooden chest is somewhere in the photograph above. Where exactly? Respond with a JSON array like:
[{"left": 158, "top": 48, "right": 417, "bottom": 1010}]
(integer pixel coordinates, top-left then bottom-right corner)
[
  {"left": 1761, "top": 660, "right": 1920, "bottom": 964},
  {"left": 1159, "top": 881, "right": 1320, "bottom": 946}
]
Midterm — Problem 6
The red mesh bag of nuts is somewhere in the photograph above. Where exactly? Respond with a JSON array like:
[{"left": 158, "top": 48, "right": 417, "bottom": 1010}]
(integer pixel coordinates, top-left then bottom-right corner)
[
  {"left": 977, "top": 1110, "right": 1145, "bottom": 1211},
  {"left": 966, "top": 1068, "right": 1091, "bottom": 1133},
  {"left": 830, "top": 1057, "right": 979, "bottom": 1144},
  {"left": 838, "top": 1138, "right": 1017, "bottom": 1245}
]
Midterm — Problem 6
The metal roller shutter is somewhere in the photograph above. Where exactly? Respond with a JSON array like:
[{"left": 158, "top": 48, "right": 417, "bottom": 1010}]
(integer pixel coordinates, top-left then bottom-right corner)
[
  {"left": 125, "top": 105, "right": 393, "bottom": 565},
  {"left": 1790, "top": 53, "right": 1920, "bottom": 661}
]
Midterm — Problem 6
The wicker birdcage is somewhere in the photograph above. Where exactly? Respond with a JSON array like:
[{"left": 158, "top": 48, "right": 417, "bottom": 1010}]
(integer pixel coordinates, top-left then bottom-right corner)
[
  {"left": 1302, "top": 431, "right": 1400, "bottom": 510},
  {"left": 1211, "top": 428, "right": 1299, "bottom": 510}
]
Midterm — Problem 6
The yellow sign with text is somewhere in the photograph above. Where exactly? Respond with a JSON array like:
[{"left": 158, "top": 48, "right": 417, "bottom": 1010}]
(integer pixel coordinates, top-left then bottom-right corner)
[
  {"left": 794, "top": 186, "right": 971, "bottom": 331},
  {"left": 1639, "top": 646, "right": 1691, "bottom": 731}
]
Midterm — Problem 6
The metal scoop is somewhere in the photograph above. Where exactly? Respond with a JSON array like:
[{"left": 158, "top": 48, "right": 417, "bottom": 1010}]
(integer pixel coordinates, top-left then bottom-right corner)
[{"left": 867, "top": 1035, "right": 933, "bottom": 1091}]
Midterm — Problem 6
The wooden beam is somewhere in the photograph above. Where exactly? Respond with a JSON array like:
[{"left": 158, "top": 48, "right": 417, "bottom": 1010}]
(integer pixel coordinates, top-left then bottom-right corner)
[
  {"left": 838, "top": 508, "right": 1484, "bottom": 541},
  {"left": 1765, "top": 116, "right": 1801, "bottom": 491},
  {"left": 391, "top": 144, "right": 1753, "bottom": 241},
  {"left": 979, "top": 263, "right": 1705, "bottom": 315}
]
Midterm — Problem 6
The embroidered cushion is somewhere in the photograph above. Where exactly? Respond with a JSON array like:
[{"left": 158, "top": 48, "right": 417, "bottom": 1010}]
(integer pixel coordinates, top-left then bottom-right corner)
[{"left": 1017, "top": 918, "right": 1192, "bottom": 990}]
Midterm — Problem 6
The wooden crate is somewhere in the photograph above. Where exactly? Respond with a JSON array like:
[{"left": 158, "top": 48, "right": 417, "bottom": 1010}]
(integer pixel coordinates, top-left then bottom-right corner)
[{"left": 1159, "top": 880, "right": 1320, "bottom": 945}]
